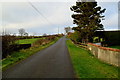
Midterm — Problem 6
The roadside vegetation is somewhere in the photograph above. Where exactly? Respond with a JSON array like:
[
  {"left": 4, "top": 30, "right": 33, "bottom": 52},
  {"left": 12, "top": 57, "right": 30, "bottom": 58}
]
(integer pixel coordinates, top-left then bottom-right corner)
[
  {"left": 66, "top": 40, "right": 119, "bottom": 78},
  {"left": 2, "top": 35, "right": 62, "bottom": 70},
  {"left": 108, "top": 46, "right": 120, "bottom": 49}
]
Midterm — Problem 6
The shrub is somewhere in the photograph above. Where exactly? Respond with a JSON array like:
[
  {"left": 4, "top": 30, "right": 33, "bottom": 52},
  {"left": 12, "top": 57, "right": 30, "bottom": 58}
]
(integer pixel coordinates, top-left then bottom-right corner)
[
  {"left": 32, "top": 38, "right": 50, "bottom": 47},
  {"left": 68, "top": 31, "right": 82, "bottom": 43},
  {"left": 46, "top": 36, "right": 56, "bottom": 41},
  {"left": 2, "top": 35, "right": 17, "bottom": 58},
  {"left": 32, "top": 35, "right": 57, "bottom": 47}
]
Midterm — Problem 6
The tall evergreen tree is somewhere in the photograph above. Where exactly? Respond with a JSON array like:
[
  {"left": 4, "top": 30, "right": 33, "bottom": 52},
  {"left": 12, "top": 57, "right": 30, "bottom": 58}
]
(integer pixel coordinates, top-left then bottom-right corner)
[{"left": 70, "top": 0, "right": 106, "bottom": 43}]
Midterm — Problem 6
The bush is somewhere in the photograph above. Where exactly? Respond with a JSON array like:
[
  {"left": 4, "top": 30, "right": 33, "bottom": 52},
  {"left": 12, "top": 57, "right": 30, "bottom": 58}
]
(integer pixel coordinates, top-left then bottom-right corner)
[
  {"left": 2, "top": 35, "right": 17, "bottom": 58},
  {"left": 68, "top": 31, "right": 82, "bottom": 43},
  {"left": 32, "top": 38, "right": 50, "bottom": 47},
  {"left": 46, "top": 36, "right": 56, "bottom": 41},
  {"left": 32, "top": 35, "right": 58, "bottom": 47}
]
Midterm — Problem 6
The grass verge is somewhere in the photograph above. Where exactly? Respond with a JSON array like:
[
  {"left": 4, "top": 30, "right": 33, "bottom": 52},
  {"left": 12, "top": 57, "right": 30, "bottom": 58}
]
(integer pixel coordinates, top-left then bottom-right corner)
[
  {"left": 108, "top": 46, "right": 120, "bottom": 49},
  {"left": 66, "top": 40, "right": 119, "bottom": 78},
  {"left": 2, "top": 37, "right": 59, "bottom": 70}
]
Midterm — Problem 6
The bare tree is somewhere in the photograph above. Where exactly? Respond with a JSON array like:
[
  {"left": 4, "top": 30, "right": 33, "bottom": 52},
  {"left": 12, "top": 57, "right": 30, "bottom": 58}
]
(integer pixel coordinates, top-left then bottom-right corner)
[{"left": 18, "top": 28, "right": 25, "bottom": 36}]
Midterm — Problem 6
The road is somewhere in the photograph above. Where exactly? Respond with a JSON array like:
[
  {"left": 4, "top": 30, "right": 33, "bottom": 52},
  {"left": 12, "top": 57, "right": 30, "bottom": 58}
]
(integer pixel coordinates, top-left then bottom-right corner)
[{"left": 2, "top": 37, "right": 75, "bottom": 78}]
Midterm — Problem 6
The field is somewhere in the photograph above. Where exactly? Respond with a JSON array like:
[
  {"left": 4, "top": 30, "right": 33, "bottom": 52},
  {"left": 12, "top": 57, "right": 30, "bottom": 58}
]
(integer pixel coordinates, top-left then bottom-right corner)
[
  {"left": 16, "top": 38, "right": 42, "bottom": 44},
  {"left": 109, "top": 46, "right": 120, "bottom": 49},
  {"left": 66, "top": 40, "right": 119, "bottom": 78}
]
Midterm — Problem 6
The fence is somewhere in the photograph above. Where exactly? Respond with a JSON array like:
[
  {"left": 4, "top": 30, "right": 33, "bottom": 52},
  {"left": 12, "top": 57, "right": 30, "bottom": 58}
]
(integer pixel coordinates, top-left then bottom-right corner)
[{"left": 87, "top": 43, "right": 120, "bottom": 67}]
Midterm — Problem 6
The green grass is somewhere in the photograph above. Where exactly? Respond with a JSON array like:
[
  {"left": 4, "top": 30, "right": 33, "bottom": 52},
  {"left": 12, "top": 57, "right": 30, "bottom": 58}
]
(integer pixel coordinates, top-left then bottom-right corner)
[
  {"left": 109, "top": 46, "right": 120, "bottom": 49},
  {"left": 2, "top": 38, "right": 59, "bottom": 70},
  {"left": 16, "top": 38, "right": 42, "bottom": 44},
  {"left": 66, "top": 40, "right": 119, "bottom": 78}
]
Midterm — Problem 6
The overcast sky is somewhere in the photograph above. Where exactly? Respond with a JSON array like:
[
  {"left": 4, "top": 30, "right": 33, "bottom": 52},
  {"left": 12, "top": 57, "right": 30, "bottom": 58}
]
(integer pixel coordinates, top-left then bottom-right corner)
[{"left": 0, "top": 0, "right": 119, "bottom": 35}]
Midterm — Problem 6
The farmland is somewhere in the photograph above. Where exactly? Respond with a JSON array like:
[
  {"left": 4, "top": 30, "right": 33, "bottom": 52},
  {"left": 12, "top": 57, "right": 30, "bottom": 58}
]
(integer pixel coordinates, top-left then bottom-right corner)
[
  {"left": 16, "top": 38, "right": 42, "bottom": 44},
  {"left": 109, "top": 46, "right": 120, "bottom": 49}
]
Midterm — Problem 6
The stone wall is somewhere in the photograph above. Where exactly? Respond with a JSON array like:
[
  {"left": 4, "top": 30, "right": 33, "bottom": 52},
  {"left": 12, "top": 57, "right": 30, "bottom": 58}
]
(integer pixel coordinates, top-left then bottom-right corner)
[{"left": 87, "top": 43, "right": 120, "bottom": 67}]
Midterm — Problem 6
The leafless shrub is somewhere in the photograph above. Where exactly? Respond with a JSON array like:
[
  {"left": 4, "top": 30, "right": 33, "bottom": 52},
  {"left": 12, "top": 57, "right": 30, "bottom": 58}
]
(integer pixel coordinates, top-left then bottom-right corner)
[
  {"left": 32, "top": 39, "right": 50, "bottom": 47},
  {"left": 2, "top": 35, "right": 17, "bottom": 58}
]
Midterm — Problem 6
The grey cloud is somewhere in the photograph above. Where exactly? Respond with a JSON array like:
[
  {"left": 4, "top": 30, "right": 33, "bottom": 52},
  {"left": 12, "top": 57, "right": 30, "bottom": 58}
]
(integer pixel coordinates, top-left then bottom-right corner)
[{"left": 1, "top": 2, "right": 119, "bottom": 35}]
